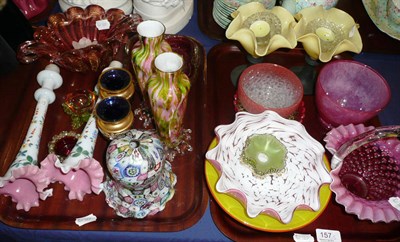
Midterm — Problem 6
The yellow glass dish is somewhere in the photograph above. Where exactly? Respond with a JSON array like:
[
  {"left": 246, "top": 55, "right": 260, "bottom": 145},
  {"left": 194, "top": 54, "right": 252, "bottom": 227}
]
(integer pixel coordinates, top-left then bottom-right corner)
[{"left": 205, "top": 138, "right": 331, "bottom": 232}]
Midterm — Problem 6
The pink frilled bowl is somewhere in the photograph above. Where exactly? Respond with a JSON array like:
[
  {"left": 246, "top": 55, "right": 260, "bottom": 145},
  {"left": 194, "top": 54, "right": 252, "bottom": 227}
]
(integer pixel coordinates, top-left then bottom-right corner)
[
  {"left": 17, "top": 5, "right": 142, "bottom": 72},
  {"left": 324, "top": 123, "right": 375, "bottom": 166},
  {"left": 326, "top": 125, "right": 400, "bottom": 223}
]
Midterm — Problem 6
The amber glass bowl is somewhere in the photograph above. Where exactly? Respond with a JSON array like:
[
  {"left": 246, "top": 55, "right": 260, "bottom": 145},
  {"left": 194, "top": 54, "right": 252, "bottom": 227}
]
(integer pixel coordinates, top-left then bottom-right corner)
[{"left": 17, "top": 5, "right": 142, "bottom": 72}]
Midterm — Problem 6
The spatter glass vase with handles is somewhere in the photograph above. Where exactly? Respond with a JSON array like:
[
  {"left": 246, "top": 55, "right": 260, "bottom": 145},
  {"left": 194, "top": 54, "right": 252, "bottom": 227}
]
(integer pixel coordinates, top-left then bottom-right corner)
[{"left": 147, "top": 52, "right": 191, "bottom": 152}]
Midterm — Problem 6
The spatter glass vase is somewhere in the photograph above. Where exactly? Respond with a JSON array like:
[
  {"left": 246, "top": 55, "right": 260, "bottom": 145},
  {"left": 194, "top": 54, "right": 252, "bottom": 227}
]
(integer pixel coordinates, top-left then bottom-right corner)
[
  {"left": 131, "top": 20, "right": 172, "bottom": 100},
  {"left": 147, "top": 52, "right": 191, "bottom": 149}
]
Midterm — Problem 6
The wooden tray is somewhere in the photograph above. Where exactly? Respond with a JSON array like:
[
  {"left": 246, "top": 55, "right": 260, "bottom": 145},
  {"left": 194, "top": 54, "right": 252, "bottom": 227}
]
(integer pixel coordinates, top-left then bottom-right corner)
[
  {"left": 204, "top": 42, "right": 400, "bottom": 241},
  {"left": 198, "top": 0, "right": 400, "bottom": 54},
  {"left": 0, "top": 35, "right": 209, "bottom": 232}
]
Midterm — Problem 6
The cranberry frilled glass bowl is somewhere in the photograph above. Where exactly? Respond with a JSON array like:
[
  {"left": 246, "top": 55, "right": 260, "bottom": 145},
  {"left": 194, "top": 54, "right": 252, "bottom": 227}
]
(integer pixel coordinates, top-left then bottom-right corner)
[
  {"left": 324, "top": 123, "right": 375, "bottom": 164},
  {"left": 17, "top": 5, "right": 142, "bottom": 72},
  {"left": 328, "top": 125, "right": 400, "bottom": 223}
]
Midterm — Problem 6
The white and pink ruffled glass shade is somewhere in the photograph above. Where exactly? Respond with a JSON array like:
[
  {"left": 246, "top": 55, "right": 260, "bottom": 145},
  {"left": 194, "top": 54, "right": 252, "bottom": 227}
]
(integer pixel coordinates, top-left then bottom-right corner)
[
  {"left": 294, "top": 6, "right": 363, "bottom": 62},
  {"left": 326, "top": 125, "right": 400, "bottom": 223},
  {"left": 226, "top": 2, "right": 297, "bottom": 58},
  {"left": 0, "top": 64, "right": 62, "bottom": 211},
  {"left": 41, "top": 113, "right": 104, "bottom": 201},
  {"left": 206, "top": 111, "right": 331, "bottom": 224}
]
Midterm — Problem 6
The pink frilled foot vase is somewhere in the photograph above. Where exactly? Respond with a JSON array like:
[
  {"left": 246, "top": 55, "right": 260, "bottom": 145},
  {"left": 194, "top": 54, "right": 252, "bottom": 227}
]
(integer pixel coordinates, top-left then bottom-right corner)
[
  {"left": 0, "top": 64, "right": 62, "bottom": 211},
  {"left": 40, "top": 113, "right": 104, "bottom": 201}
]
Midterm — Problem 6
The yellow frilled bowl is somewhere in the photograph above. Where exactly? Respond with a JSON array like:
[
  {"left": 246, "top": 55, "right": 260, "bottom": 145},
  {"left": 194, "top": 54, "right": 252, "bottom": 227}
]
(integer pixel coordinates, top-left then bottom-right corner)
[
  {"left": 294, "top": 6, "right": 363, "bottom": 63},
  {"left": 226, "top": 2, "right": 297, "bottom": 58}
]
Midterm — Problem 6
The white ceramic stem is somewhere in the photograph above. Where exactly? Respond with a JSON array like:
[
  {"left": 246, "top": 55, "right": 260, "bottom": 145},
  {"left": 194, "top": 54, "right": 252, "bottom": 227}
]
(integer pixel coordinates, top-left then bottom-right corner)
[
  {"left": 0, "top": 64, "right": 62, "bottom": 211},
  {"left": 12, "top": 64, "right": 62, "bottom": 169}
]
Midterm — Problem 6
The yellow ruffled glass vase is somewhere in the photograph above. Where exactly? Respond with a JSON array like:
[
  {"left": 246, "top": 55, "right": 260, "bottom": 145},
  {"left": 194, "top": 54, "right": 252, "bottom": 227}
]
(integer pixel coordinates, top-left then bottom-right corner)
[
  {"left": 225, "top": 2, "right": 297, "bottom": 85},
  {"left": 292, "top": 6, "right": 363, "bottom": 94}
]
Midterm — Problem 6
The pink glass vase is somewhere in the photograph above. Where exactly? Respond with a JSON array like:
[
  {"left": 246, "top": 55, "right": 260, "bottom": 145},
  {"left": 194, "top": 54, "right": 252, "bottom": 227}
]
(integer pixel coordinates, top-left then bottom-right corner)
[
  {"left": 131, "top": 20, "right": 172, "bottom": 100},
  {"left": 147, "top": 52, "right": 191, "bottom": 148}
]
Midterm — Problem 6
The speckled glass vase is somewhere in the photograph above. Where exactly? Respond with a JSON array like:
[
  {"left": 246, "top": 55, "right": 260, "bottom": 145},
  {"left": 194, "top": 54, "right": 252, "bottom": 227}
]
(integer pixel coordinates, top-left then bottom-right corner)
[
  {"left": 147, "top": 52, "right": 191, "bottom": 148},
  {"left": 131, "top": 20, "right": 172, "bottom": 100}
]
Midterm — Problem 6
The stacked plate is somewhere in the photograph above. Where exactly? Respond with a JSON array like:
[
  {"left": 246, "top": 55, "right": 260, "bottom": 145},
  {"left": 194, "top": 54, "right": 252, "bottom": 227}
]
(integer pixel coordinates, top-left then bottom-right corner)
[{"left": 213, "top": 0, "right": 277, "bottom": 29}]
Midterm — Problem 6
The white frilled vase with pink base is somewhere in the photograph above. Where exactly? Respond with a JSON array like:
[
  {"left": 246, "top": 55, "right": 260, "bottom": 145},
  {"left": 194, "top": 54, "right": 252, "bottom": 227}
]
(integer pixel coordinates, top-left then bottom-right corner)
[
  {"left": 0, "top": 64, "right": 62, "bottom": 211},
  {"left": 38, "top": 62, "right": 127, "bottom": 201}
]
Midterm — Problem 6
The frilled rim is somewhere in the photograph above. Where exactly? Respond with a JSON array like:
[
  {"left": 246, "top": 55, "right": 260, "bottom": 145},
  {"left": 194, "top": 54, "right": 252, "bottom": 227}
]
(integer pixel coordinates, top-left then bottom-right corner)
[
  {"left": 226, "top": 3, "right": 297, "bottom": 57},
  {"left": 294, "top": 6, "right": 363, "bottom": 62},
  {"left": 49, "top": 5, "right": 123, "bottom": 25},
  {"left": 0, "top": 165, "right": 52, "bottom": 211},
  {"left": 324, "top": 124, "right": 375, "bottom": 157},
  {"left": 206, "top": 111, "right": 331, "bottom": 223},
  {"left": 40, "top": 4, "right": 140, "bottom": 48},
  {"left": 40, "top": 154, "right": 104, "bottom": 200},
  {"left": 329, "top": 125, "right": 400, "bottom": 222},
  {"left": 331, "top": 164, "right": 400, "bottom": 223},
  {"left": 17, "top": 4, "right": 142, "bottom": 72}
]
